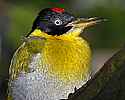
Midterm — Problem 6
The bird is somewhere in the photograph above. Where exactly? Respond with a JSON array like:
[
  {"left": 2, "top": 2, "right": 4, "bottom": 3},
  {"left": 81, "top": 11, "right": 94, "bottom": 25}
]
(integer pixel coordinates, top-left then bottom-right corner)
[{"left": 8, "top": 7, "right": 102, "bottom": 100}]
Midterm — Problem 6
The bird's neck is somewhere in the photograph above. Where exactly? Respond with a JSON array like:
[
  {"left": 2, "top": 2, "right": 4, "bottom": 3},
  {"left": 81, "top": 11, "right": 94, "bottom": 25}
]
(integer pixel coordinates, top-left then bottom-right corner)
[{"left": 29, "top": 28, "right": 83, "bottom": 41}]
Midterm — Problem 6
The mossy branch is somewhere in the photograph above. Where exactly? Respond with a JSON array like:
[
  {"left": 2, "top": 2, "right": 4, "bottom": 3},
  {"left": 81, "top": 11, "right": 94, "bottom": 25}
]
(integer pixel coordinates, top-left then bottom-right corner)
[{"left": 67, "top": 47, "right": 125, "bottom": 100}]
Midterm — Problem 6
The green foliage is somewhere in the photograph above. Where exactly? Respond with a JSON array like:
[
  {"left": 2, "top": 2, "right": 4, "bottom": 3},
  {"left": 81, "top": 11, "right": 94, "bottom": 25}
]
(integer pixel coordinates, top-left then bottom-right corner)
[
  {"left": 8, "top": 5, "right": 36, "bottom": 47},
  {"left": 88, "top": 6, "right": 125, "bottom": 48}
]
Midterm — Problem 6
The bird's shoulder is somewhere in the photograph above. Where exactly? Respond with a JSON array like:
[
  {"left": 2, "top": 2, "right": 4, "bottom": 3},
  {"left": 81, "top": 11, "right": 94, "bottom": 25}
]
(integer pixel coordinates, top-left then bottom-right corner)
[{"left": 9, "top": 36, "right": 46, "bottom": 80}]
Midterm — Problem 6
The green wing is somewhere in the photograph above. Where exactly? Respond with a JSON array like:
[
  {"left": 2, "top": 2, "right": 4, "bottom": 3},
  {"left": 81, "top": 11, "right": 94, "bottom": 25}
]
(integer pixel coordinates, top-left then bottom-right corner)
[{"left": 9, "top": 37, "right": 46, "bottom": 80}]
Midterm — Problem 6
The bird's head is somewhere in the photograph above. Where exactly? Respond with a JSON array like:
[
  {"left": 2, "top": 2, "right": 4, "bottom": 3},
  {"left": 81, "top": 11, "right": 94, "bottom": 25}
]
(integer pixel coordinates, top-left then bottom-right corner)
[{"left": 29, "top": 8, "right": 103, "bottom": 38}]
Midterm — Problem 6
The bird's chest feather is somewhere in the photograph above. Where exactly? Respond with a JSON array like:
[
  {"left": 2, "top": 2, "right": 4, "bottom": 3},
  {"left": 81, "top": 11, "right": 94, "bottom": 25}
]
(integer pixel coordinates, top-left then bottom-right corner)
[
  {"left": 38, "top": 38, "right": 91, "bottom": 82},
  {"left": 9, "top": 37, "right": 91, "bottom": 100}
]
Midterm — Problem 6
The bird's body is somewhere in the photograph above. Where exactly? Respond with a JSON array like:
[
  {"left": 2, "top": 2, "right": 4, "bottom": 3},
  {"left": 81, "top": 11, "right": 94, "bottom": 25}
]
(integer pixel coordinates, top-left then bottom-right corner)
[
  {"left": 8, "top": 8, "right": 100, "bottom": 100},
  {"left": 8, "top": 29, "right": 91, "bottom": 100}
]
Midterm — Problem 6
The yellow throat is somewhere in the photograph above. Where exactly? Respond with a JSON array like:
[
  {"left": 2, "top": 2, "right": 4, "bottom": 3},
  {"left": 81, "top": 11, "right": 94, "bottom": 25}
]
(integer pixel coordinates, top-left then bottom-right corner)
[{"left": 29, "top": 29, "right": 91, "bottom": 83}]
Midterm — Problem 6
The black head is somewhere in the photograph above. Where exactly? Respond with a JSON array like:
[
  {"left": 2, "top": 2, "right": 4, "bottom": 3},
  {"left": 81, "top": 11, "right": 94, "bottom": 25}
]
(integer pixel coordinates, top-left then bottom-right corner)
[{"left": 31, "top": 8, "right": 76, "bottom": 36}]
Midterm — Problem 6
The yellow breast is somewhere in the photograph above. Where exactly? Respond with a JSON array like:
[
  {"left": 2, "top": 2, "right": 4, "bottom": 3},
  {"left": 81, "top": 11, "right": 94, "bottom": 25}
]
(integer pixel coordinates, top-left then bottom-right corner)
[
  {"left": 30, "top": 29, "right": 91, "bottom": 83},
  {"left": 40, "top": 37, "right": 91, "bottom": 83}
]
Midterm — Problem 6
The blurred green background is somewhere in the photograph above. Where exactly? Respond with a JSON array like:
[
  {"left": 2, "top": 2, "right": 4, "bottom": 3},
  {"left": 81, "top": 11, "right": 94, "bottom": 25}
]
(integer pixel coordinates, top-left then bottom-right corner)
[{"left": 0, "top": 0, "right": 125, "bottom": 98}]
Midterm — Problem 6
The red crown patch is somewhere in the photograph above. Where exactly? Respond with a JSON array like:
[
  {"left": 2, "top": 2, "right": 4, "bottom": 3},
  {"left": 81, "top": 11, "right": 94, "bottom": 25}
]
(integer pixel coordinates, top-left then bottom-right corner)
[{"left": 51, "top": 8, "right": 64, "bottom": 13}]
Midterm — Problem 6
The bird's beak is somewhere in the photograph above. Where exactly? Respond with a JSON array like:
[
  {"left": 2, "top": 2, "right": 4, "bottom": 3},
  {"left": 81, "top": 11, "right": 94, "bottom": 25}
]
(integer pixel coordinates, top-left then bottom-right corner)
[{"left": 66, "top": 17, "right": 106, "bottom": 29}]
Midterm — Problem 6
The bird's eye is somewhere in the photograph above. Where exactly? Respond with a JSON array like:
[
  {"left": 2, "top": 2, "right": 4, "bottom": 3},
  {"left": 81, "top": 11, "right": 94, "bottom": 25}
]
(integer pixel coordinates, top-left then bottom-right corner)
[{"left": 54, "top": 19, "right": 62, "bottom": 26}]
